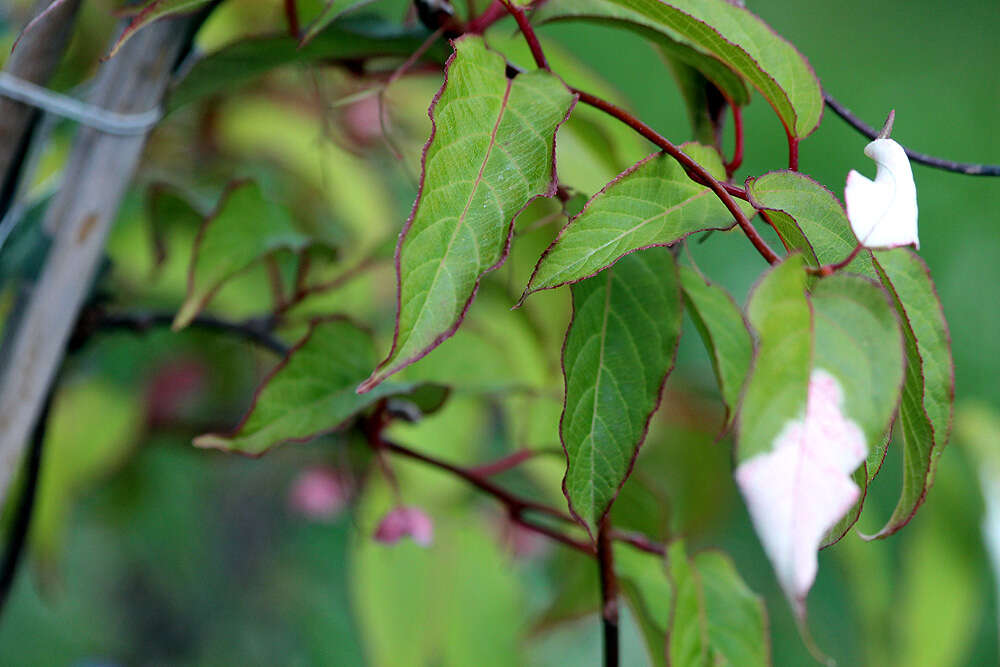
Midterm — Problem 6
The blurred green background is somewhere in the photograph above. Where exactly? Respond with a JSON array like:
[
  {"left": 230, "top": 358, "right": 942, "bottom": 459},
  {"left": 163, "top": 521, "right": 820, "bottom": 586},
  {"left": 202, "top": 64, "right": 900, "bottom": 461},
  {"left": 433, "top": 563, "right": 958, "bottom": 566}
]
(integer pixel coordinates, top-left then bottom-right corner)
[{"left": 0, "top": 0, "right": 997, "bottom": 665}]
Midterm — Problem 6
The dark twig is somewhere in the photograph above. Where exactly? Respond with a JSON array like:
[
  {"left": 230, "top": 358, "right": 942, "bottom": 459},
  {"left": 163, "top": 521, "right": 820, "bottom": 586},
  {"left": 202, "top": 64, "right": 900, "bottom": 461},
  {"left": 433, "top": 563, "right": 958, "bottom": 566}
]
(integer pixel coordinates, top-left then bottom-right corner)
[
  {"left": 824, "top": 92, "right": 1000, "bottom": 176},
  {"left": 284, "top": 0, "right": 300, "bottom": 38},
  {"left": 0, "top": 388, "right": 52, "bottom": 618},
  {"left": 597, "top": 516, "right": 620, "bottom": 667},
  {"left": 95, "top": 311, "right": 289, "bottom": 356},
  {"left": 610, "top": 528, "right": 666, "bottom": 556}
]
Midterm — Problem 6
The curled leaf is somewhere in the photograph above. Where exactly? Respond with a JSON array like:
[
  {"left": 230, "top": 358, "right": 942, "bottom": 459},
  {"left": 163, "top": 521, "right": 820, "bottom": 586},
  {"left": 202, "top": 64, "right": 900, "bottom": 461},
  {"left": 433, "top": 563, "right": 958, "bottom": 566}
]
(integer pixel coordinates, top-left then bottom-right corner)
[{"left": 845, "top": 138, "right": 919, "bottom": 249}]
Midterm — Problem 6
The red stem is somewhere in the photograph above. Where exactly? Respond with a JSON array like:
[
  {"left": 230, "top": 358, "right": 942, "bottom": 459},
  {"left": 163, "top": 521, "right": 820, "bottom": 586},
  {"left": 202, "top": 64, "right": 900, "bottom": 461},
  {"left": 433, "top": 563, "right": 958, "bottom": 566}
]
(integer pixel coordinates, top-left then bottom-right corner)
[
  {"left": 500, "top": 0, "right": 549, "bottom": 70},
  {"left": 597, "top": 516, "right": 620, "bottom": 667},
  {"left": 284, "top": 0, "right": 299, "bottom": 38},
  {"left": 467, "top": 448, "right": 539, "bottom": 477},
  {"left": 786, "top": 126, "right": 800, "bottom": 171},
  {"left": 725, "top": 104, "right": 744, "bottom": 177},
  {"left": 571, "top": 87, "right": 779, "bottom": 264},
  {"left": 467, "top": 0, "right": 508, "bottom": 33},
  {"left": 810, "top": 242, "right": 865, "bottom": 276}
]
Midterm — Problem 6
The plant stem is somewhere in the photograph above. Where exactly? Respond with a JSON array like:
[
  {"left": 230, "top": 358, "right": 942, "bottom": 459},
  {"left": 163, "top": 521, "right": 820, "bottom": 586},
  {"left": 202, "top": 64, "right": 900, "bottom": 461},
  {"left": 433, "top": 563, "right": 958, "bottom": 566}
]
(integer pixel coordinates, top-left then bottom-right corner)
[
  {"left": 824, "top": 92, "right": 1000, "bottom": 176},
  {"left": 786, "top": 127, "right": 799, "bottom": 171},
  {"left": 0, "top": 389, "right": 51, "bottom": 618},
  {"left": 725, "top": 104, "right": 744, "bottom": 177},
  {"left": 94, "top": 311, "right": 289, "bottom": 356},
  {"left": 500, "top": 0, "right": 549, "bottom": 70},
  {"left": 597, "top": 515, "right": 620, "bottom": 667},
  {"left": 809, "top": 241, "right": 865, "bottom": 276},
  {"left": 570, "top": 86, "right": 780, "bottom": 264},
  {"left": 467, "top": 0, "right": 507, "bottom": 33},
  {"left": 284, "top": 0, "right": 300, "bottom": 38}
]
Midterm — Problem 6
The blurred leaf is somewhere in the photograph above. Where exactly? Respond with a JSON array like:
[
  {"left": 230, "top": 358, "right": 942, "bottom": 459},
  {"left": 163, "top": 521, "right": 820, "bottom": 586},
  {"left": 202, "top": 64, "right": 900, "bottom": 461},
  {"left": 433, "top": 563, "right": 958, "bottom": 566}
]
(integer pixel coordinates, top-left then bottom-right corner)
[
  {"left": 866, "top": 248, "right": 954, "bottom": 538},
  {"left": 172, "top": 181, "right": 316, "bottom": 329},
  {"left": 352, "top": 480, "right": 525, "bottom": 667},
  {"left": 537, "top": 0, "right": 820, "bottom": 138},
  {"left": 32, "top": 379, "right": 143, "bottom": 583},
  {"left": 169, "top": 19, "right": 443, "bottom": 111},
  {"left": 358, "top": 36, "right": 575, "bottom": 392},
  {"left": 107, "top": 0, "right": 214, "bottom": 59},
  {"left": 615, "top": 543, "right": 672, "bottom": 667},
  {"left": 667, "top": 540, "right": 769, "bottom": 667},
  {"left": 662, "top": 56, "right": 728, "bottom": 146},
  {"left": 521, "top": 143, "right": 748, "bottom": 298},
  {"left": 300, "top": 0, "right": 379, "bottom": 46},
  {"left": 194, "top": 319, "right": 447, "bottom": 455},
  {"left": 746, "top": 171, "right": 873, "bottom": 275},
  {"left": 535, "top": 0, "right": 750, "bottom": 110},
  {"left": 561, "top": 248, "right": 681, "bottom": 535},
  {"left": 680, "top": 266, "right": 752, "bottom": 430},
  {"left": 146, "top": 183, "right": 204, "bottom": 273}
]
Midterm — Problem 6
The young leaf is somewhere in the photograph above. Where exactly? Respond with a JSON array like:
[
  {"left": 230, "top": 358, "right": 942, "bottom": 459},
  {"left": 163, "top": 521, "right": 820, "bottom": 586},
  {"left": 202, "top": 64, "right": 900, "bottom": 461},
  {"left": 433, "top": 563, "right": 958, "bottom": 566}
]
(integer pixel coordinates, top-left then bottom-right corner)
[
  {"left": 534, "top": 0, "right": 750, "bottom": 110},
  {"left": 615, "top": 543, "right": 672, "bottom": 667},
  {"left": 680, "top": 266, "right": 752, "bottom": 431},
  {"left": 521, "top": 144, "right": 749, "bottom": 299},
  {"left": 358, "top": 36, "right": 576, "bottom": 392},
  {"left": 746, "top": 171, "right": 873, "bottom": 275},
  {"left": 866, "top": 248, "right": 954, "bottom": 538},
  {"left": 169, "top": 21, "right": 445, "bottom": 112},
  {"left": 172, "top": 181, "right": 314, "bottom": 330},
  {"left": 667, "top": 541, "right": 769, "bottom": 667},
  {"left": 561, "top": 247, "right": 681, "bottom": 536},
  {"left": 194, "top": 319, "right": 447, "bottom": 456},
  {"left": 537, "top": 0, "right": 822, "bottom": 139},
  {"left": 107, "top": 0, "right": 213, "bottom": 59}
]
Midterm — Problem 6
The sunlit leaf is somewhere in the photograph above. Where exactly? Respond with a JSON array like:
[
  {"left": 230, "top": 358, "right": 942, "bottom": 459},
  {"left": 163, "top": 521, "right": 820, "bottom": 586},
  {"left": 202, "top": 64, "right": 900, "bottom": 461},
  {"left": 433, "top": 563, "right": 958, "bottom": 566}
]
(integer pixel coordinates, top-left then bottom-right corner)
[
  {"left": 680, "top": 266, "right": 752, "bottom": 430},
  {"left": 667, "top": 540, "right": 769, "bottom": 666},
  {"left": 561, "top": 247, "right": 681, "bottom": 535},
  {"left": 521, "top": 143, "right": 748, "bottom": 299},
  {"left": 536, "top": 0, "right": 821, "bottom": 138},
  {"left": 866, "top": 248, "right": 954, "bottom": 538},
  {"left": 172, "top": 181, "right": 315, "bottom": 330},
  {"left": 358, "top": 36, "right": 576, "bottom": 392},
  {"left": 194, "top": 319, "right": 447, "bottom": 456}
]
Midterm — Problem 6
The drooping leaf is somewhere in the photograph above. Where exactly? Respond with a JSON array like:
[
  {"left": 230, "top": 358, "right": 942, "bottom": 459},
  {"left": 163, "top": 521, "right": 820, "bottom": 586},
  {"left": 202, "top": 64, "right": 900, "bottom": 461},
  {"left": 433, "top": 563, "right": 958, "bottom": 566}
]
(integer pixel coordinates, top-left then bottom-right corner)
[
  {"left": 667, "top": 540, "right": 769, "bottom": 667},
  {"left": 866, "top": 248, "right": 954, "bottom": 538},
  {"left": 358, "top": 36, "right": 576, "bottom": 392},
  {"left": 146, "top": 183, "right": 204, "bottom": 273},
  {"left": 679, "top": 266, "right": 752, "bottom": 430},
  {"left": 615, "top": 543, "right": 672, "bottom": 667},
  {"left": 536, "top": 0, "right": 821, "bottom": 138},
  {"left": 300, "top": 0, "right": 380, "bottom": 46},
  {"left": 107, "top": 0, "right": 214, "bottom": 59},
  {"left": 746, "top": 171, "right": 872, "bottom": 274},
  {"left": 561, "top": 247, "right": 681, "bottom": 536},
  {"left": 168, "top": 20, "right": 444, "bottom": 111},
  {"left": 172, "top": 181, "right": 315, "bottom": 330},
  {"left": 535, "top": 0, "right": 750, "bottom": 110},
  {"left": 737, "top": 255, "right": 812, "bottom": 464},
  {"left": 194, "top": 319, "right": 448, "bottom": 456},
  {"left": 521, "top": 143, "right": 749, "bottom": 299},
  {"left": 809, "top": 274, "right": 905, "bottom": 546}
]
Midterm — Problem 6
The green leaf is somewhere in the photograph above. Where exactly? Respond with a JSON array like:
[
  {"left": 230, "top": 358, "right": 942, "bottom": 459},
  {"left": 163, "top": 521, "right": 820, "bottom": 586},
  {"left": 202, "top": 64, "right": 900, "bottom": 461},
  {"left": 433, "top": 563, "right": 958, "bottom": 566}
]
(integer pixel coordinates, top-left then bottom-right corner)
[
  {"left": 737, "top": 254, "right": 811, "bottom": 462},
  {"left": 866, "top": 248, "right": 954, "bottom": 538},
  {"left": 662, "top": 56, "right": 728, "bottom": 146},
  {"left": 615, "top": 543, "right": 672, "bottom": 667},
  {"left": 809, "top": 274, "right": 905, "bottom": 545},
  {"left": 746, "top": 171, "right": 873, "bottom": 275},
  {"left": 521, "top": 143, "right": 748, "bottom": 298},
  {"left": 194, "top": 319, "right": 447, "bottom": 456},
  {"left": 169, "top": 20, "right": 445, "bottom": 112},
  {"left": 172, "top": 181, "right": 315, "bottom": 330},
  {"left": 300, "top": 0, "right": 380, "bottom": 46},
  {"left": 680, "top": 266, "right": 752, "bottom": 430},
  {"left": 536, "top": 0, "right": 821, "bottom": 138},
  {"left": 667, "top": 541, "right": 769, "bottom": 667},
  {"left": 535, "top": 0, "right": 750, "bottom": 109},
  {"left": 561, "top": 247, "right": 681, "bottom": 535},
  {"left": 107, "top": 0, "right": 214, "bottom": 59},
  {"left": 358, "top": 36, "right": 576, "bottom": 391}
]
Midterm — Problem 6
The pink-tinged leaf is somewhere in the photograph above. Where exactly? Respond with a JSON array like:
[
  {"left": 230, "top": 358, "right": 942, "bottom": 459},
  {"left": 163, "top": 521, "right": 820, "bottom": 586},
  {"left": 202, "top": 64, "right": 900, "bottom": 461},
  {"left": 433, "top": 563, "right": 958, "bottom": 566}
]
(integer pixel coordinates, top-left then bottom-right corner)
[
  {"left": 736, "top": 369, "right": 866, "bottom": 619},
  {"left": 288, "top": 466, "right": 352, "bottom": 521},
  {"left": 358, "top": 36, "right": 576, "bottom": 392},
  {"left": 845, "top": 138, "right": 919, "bottom": 249},
  {"left": 106, "top": 0, "right": 213, "bottom": 60},
  {"left": 374, "top": 506, "right": 434, "bottom": 547}
]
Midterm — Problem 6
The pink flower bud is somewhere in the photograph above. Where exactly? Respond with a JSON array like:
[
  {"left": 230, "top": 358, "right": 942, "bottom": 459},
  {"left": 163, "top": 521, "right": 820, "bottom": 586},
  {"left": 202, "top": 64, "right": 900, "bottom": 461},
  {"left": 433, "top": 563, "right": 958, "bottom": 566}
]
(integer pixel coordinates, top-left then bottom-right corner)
[
  {"left": 288, "top": 466, "right": 350, "bottom": 521},
  {"left": 374, "top": 506, "right": 434, "bottom": 547}
]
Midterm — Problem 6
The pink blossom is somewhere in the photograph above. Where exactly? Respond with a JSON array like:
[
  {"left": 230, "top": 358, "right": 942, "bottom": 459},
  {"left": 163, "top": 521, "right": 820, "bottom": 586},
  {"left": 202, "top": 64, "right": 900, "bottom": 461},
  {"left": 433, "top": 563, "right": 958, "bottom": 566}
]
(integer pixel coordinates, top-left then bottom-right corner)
[
  {"left": 288, "top": 466, "right": 350, "bottom": 521},
  {"left": 374, "top": 506, "right": 434, "bottom": 547}
]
